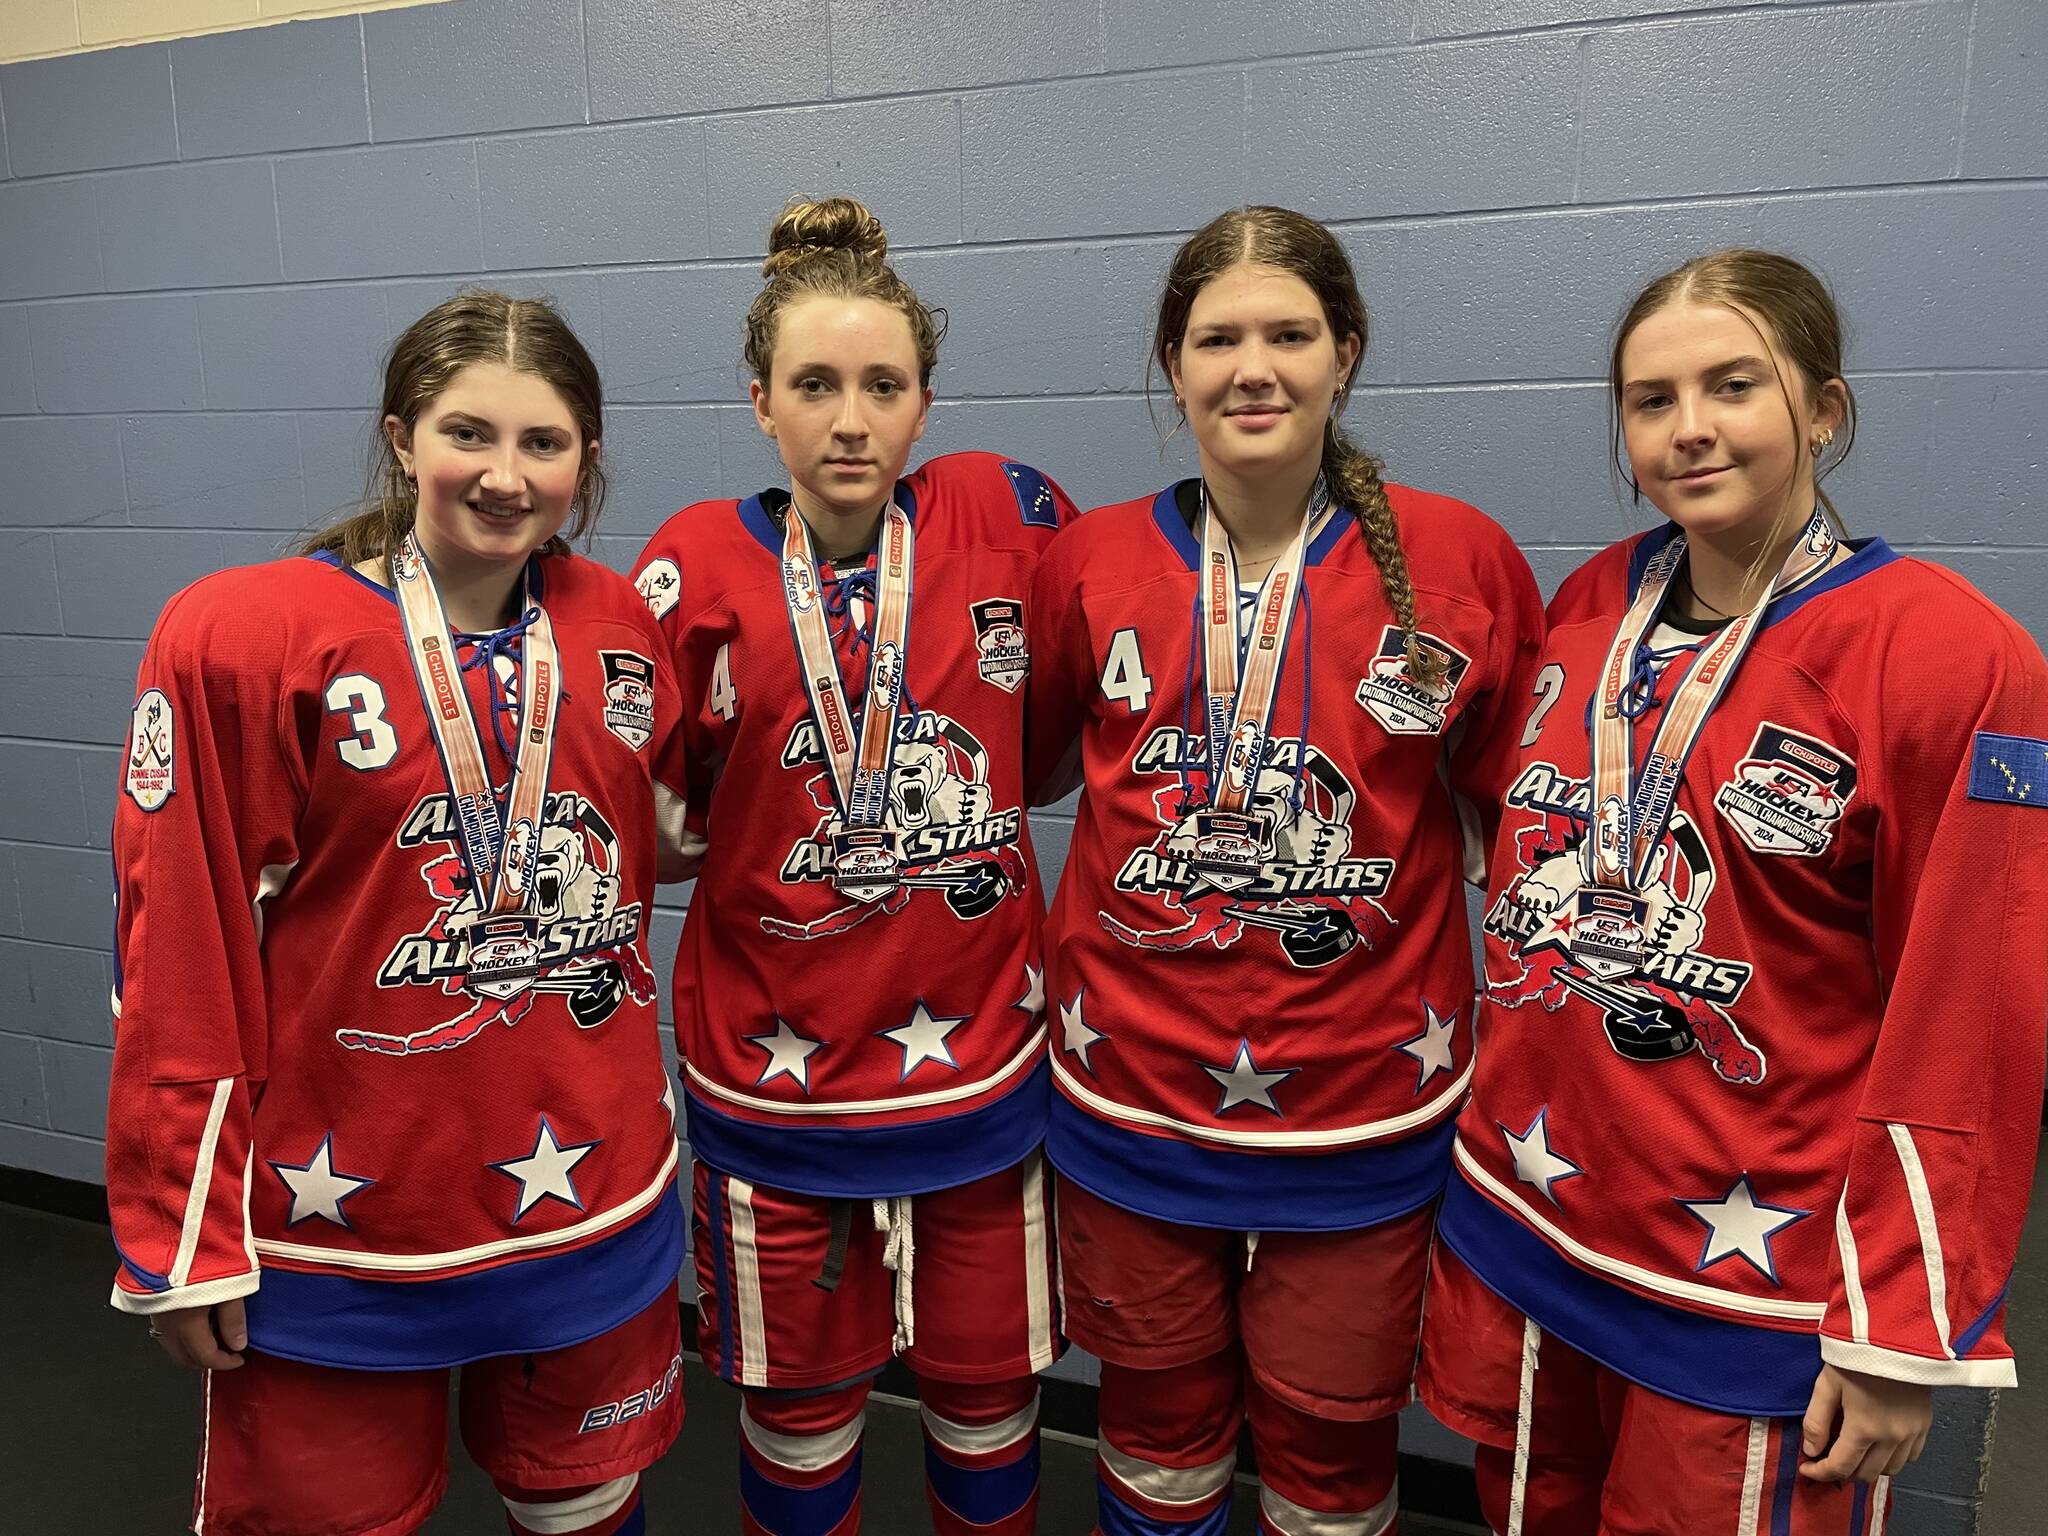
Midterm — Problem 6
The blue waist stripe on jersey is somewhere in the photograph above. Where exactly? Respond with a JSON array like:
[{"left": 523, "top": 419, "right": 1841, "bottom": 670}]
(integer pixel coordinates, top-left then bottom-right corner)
[
  {"left": 1048, "top": 1094, "right": 1454, "bottom": 1232},
  {"left": 1438, "top": 1169, "right": 1821, "bottom": 1419},
  {"left": 244, "top": 1182, "right": 685, "bottom": 1371},
  {"left": 684, "top": 1059, "right": 1049, "bottom": 1199}
]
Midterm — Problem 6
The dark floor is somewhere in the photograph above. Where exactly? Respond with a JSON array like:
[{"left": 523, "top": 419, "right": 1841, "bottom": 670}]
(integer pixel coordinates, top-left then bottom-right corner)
[
  {"left": 2, "top": 1202, "right": 1478, "bottom": 1534},
  {"left": 10, "top": 1140, "right": 2046, "bottom": 1535}
]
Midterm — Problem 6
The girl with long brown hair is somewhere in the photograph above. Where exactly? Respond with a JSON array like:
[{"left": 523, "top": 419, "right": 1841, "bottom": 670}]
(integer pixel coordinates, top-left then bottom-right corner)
[
  {"left": 1027, "top": 205, "right": 1545, "bottom": 1535},
  {"left": 1419, "top": 250, "right": 2048, "bottom": 1534},
  {"left": 106, "top": 290, "right": 688, "bottom": 1536}
]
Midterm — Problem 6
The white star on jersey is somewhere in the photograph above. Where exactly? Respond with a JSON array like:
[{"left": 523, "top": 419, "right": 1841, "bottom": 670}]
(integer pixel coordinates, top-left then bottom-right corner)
[
  {"left": 1501, "top": 1108, "right": 1581, "bottom": 1205},
  {"left": 1397, "top": 999, "right": 1458, "bottom": 1092},
  {"left": 1678, "top": 1175, "right": 1807, "bottom": 1284},
  {"left": 880, "top": 1001, "right": 967, "bottom": 1079},
  {"left": 1014, "top": 964, "right": 1045, "bottom": 1017},
  {"left": 660, "top": 1074, "right": 677, "bottom": 1126},
  {"left": 1203, "top": 1040, "right": 1295, "bottom": 1116},
  {"left": 490, "top": 1117, "right": 598, "bottom": 1222},
  {"left": 1060, "top": 988, "right": 1107, "bottom": 1073},
  {"left": 270, "top": 1134, "right": 372, "bottom": 1228},
  {"left": 748, "top": 1018, "right": 825, "bottom": 1090}
]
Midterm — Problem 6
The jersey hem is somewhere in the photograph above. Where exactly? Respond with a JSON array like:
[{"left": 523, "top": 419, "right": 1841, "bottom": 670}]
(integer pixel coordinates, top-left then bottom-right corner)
[
  {"left": 683, "top": 1060, "right": 1050, "bottom": 1199},
  {"left": 241, "top": 1182, "right": 686, "bottom": 1371},
  {"left": 1048, "top": 1095, "right": 1454, "bottom": 1231},
  {"left": 1440, "top": 1168, "right": 1821, "bottom": 1419}
]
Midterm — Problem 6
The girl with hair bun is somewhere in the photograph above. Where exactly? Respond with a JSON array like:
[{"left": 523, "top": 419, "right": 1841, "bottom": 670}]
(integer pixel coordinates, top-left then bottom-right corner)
[
  {"left": 632, "top": 196, "right": 1078, "bottom": 1535},
  {"left": 1419, "top": 250, "right": 2048, "bottom": 1534},
  {"left": 107, "top": 290, "right": 690, "bottom": 1536},
  {"left": 1026, "top": 206, "right": 1545, "bottom": 1535}
]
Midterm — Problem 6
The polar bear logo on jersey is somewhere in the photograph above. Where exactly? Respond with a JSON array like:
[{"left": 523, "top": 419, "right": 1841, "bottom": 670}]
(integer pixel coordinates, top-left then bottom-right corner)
[
  {"left": 891, "top": 738, "right": 994, "bottom": 830},
  {"left": 766, "top": 713, "right": 1028, "bottom": 940},
  {"left": 1484, "top": 767, "right": 1765, "bottom": 1086},
  {"left": 1106, "top": 733, "right": 1396, "bottom": 970},
  {"left": 346, "top": 791, "right": 655, "bottom": 1056}
]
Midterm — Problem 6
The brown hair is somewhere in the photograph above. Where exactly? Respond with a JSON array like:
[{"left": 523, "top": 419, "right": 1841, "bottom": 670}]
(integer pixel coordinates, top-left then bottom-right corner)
[
  {"left": 743, "top": 196, "right": 946, "bottom": 387},
  {"left": 1153, "top": 206, "right": 1442, "bottom": 685},
  {"left": 1610, "top": 248, "right": 1856, "bottom": 552},
  {"left": 300, "top": 289, "right": 607, "bottom": 570}
]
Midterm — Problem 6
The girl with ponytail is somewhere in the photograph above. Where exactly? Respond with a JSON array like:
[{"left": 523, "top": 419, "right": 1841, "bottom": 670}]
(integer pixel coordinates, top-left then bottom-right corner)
[
  {"left": 632, "top": 197, "right": 1078, "bottom": 1535},
  {"left": 1026, "top": 205, "right": 1546, "bottom": 1535},
  {"left": 1419, "top": 250, "right": 2048, "bottom": 1535}
]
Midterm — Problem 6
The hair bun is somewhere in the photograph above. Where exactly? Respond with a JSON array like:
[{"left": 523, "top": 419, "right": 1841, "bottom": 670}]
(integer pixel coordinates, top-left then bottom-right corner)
[{"left": 762, "top": 196, "right": 889, "bottom": 278}]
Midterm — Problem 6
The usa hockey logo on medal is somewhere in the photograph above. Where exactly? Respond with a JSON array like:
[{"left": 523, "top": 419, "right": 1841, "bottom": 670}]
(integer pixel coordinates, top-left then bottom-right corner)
[
  {"left": 1354, "top": 627, "right": 1469, "bottom": 735},
  {"left": 599, "top": 649, "right": 656, "bottom": 751},
  {"left": 1715, "top": 722, "right": 1856, "bottom": 857},
  {"left": 126, "top": 689, "right": 176, "bottom": 811},
  {"left": 969, "top": 598, "right": 1029, "bottom": 693}
]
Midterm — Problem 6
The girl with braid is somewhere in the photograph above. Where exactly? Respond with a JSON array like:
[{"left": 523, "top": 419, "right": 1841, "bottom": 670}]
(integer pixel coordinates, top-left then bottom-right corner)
[{"left": 1026, "top": 205, "right": 1545, "bottom": 1535}]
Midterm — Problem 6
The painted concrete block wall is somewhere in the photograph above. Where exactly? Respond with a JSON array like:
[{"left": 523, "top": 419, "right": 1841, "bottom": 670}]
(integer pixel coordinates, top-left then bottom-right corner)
[{"left": 1, "top": 0, "right": 2043, "bottom": 1519}]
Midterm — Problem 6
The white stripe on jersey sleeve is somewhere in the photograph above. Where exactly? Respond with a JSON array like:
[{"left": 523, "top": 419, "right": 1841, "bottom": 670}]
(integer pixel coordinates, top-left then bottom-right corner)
[{"left": 170, "top": 1077, "right": 236, "bottom": 1289}]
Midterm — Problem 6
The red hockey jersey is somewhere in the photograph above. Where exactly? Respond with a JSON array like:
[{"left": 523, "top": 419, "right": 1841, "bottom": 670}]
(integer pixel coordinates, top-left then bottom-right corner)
[
  {"left": 107, "top": 552, "right": 688, "bottom": 1370},
  {"left": 1027, "top": 480, "right": 1544, "bottom": 1230},
  {"left": 1442, "top": 527, "right": 2048, "bottom": 1417},
  {"left": 632, "top": 452, "right": 1076, "bottom": 1198}
]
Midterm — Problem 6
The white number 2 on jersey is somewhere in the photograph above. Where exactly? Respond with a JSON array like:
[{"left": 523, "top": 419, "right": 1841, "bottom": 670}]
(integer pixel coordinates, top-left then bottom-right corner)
[
  {"left": 326, "top": 674, "right": 399, "bottom": 770},
  {"left": 708, "top": 643, "right": 737, "bottom": 721},
  {"left": 1520, "top": 663, "right": 1566, "bottom": 747},
  {"left": 1099, "top": 628, "right": 1154, "bottom": 713}
]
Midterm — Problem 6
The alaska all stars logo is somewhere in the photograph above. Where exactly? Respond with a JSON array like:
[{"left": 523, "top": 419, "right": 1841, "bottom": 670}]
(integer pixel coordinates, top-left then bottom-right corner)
[
  {"left": 969, "top": 597, "right": 1030, "bottom": 693},
  {"left": 766, "top": 712, "right": 1027, "bottom": 940},
  {"left": 1714, "top": 722, "right": 1856, "bottom": 857},
  {"left": 1483, "top": 762, "right": 1765, "bottom": 1084},
  {"left": 1355, "top": 626, "right": 1470, "bottom": 736},
  {"left": 1103, "top": 727, "right": 1397, "bottom": 969},
  {"left": 337, "top": 789, "right": 655, "bottom": 1056}
]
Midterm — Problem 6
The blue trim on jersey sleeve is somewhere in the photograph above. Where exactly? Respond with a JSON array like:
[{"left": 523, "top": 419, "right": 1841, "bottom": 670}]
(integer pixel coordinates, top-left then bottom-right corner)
[
  {"left": 242, "top": 1182, "right": 685, "bottom": 1371},
  {"left": 1048, "top": 1095, "right": 1454, "bottom": 1232},
  {"left": 1968, "top": 733, "right": 2048, "bottom": 808},
  {"left": 1000, "top": 462, "right": 1061, "bottom": 529},
  {"left": 925, "top": 1437, "right": 1040, "bottom": 1526},
  {"left": 112, "top": 1233, "right": 171, "bottom": 1293},
  {"left": 1954, "top": 1278, "right": 2012, "bottom": 1357},
  {"left": 1099, "top": 1478, "right": 1232, "bottom": 1536},
  {"left": 1437, "top": 1170, "right": 1820, "bottom": 1419},
  {"left": 741, "top": 1444, "right": 863, "bottom": 1535},
  {"left": 683, "top": 1061, "right": 1049, "bottom": 1199}
]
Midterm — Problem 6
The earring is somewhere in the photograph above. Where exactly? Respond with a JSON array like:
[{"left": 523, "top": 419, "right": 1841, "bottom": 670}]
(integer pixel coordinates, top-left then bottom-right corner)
[{"left": 1810, "top": 428, "right": 1835, "bottom": 458}]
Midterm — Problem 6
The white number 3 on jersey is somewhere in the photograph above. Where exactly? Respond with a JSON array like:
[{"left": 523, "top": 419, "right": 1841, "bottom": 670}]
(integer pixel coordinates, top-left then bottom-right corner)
[{"left": 326, "top": 674, "right": 399, "bottom": 770}]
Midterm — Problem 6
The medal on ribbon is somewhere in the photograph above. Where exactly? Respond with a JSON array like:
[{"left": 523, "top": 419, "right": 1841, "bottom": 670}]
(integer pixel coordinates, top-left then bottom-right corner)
[
  {"left": 1573, "top": 510, "right": 1838, "bottom": 977},
  {"left": 1185, "top": 478, "right": 1333, "bottom": 892},
  {"left": 782, "top": 501, "right": 916, "bottom": 904},
  {"left": 391, "top": 532, "right": 562, "bottom": 997}
]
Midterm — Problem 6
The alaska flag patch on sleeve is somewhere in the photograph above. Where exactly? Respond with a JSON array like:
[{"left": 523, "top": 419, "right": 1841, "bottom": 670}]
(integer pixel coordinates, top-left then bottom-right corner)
[
  {"left": 1001, "top": 461, "right": 1061, "bottom": 528},
  {"left": 1968, "top": 732, "right": 2048, "bottom": 807}
]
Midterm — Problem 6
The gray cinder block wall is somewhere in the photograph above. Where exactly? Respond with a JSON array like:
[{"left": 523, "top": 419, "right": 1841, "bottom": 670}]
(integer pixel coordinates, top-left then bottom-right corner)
[{"left": 1, "top": 1, "right": 2042, "bottom": 1527}]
